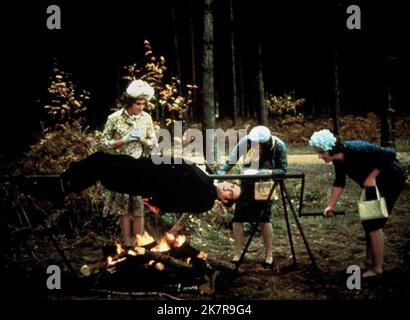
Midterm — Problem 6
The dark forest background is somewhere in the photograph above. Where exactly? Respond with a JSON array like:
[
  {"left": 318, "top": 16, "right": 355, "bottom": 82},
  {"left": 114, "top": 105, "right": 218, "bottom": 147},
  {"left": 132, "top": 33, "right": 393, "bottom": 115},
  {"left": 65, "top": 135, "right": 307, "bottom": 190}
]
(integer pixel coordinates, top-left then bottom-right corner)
[{"left": 1, "top": 0, "right": 408, "bottom": 157}]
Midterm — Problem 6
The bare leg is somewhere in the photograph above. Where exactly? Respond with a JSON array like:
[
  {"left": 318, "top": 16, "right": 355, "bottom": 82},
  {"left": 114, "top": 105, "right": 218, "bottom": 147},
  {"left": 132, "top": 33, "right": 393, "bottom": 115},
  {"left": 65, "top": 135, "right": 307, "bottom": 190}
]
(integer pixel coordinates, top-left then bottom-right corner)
[
  {"left": 361, "top": 231, "right": 372, "bottom": 269},
  {"left": 261, "top": 223, "right": 273, "bottom": 264},
  {"left": 132, "top": 215, "right": 144, "bottom": 237},
  {"left": 232, "top": 222, "right": 244, "bottom": 261},
  {"left": 363, "top": 229, "right": 384, "bottom": 277},
  {"left": 120, "top": 215, "right": 132, "bottom": 247}
]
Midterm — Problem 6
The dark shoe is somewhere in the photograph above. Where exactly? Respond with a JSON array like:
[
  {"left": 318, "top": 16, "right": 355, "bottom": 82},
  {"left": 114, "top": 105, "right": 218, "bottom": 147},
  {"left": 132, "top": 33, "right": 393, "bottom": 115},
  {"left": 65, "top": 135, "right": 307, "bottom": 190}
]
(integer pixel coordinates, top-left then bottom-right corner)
[
  {"left": 262, "top": 261, "right": 273, "bottom": 269},
  {"left": 231, "top": 254, "right": 241, "bottom": 264}
]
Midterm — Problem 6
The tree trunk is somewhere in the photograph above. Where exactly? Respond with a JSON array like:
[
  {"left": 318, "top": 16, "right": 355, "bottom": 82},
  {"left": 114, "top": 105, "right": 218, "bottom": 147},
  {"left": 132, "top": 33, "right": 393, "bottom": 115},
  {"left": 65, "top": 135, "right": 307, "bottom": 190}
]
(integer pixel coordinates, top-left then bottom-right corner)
[
  {"left": 229, "top": 0, "right": 238, "bottom": 126},
  {"left": 238, "top": 53, "right": 246, "bottom": 118},
  {"left": 202, "top": 0, "right": 216, "bottom": 161},
  {"left": 115, "top": 65, "right": 123, "bottom": 108},
  {"left": 333, "top": 48, "right": 341, "bottom": 136},
  {"left": 380, "top": 56, "right": 396, "bottom": 148},
  {"left": 189, "top": 8, "right": 197, "bottom": 121},
  {"left": 256, "top": 42, "right": 268, "bottom": 126},
  {"left": 170, "top": 7, "right": 182, "bottom": 94}
]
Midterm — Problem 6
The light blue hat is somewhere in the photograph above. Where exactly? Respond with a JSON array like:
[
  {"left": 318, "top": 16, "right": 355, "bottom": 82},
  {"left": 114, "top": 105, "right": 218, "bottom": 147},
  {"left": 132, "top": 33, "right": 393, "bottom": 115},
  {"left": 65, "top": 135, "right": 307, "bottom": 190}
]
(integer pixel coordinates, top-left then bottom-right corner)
[{"left": 309, "top": 129, "right": 336, "bottom": 151}]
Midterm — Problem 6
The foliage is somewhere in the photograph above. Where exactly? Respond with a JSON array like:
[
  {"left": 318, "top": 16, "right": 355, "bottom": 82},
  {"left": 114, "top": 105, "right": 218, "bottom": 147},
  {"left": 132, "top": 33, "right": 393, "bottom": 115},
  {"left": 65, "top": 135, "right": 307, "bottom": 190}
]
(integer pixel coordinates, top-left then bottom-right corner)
[
  {"left": 43, "top": 59, "right": 91, "bottom": 124},
  {"left": 266, "top": 94, "right": 305, "bottom": 124},
  {"left": 22, "top": 121, "right": 101, "bottom": 174},
  {"left": 123, "top": 40, "right": 197, "bottom": 125},
  {"left": 15, "top": 62, "right": 103, "bottom": 236}
]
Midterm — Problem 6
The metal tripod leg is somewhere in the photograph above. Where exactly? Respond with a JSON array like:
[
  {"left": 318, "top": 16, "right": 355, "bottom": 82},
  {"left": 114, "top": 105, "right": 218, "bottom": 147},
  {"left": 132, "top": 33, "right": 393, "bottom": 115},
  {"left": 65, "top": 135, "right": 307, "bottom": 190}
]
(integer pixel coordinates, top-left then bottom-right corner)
[
  {"left": 281, "top": 182, "right": 320, "bottom": 272},
  {"left": 279, "top": 181, "right": 297, "bottom": 267}
]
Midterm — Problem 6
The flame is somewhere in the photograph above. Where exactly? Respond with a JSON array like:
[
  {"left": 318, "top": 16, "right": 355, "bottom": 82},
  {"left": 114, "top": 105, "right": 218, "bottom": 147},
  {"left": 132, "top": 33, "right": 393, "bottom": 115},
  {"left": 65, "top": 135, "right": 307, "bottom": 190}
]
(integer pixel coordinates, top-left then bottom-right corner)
[
  {"left": 147, "top": 232, "right": 187, "bottom": 253},
  {"left": 186, "top": 257, "right": 191, "bottom": 264},
  {"left": 197, "top": 251, "right": 208, "bottom": 260},
  {"left": 151, "top": 237, "right": 171, "bottom": 252},
  {"left": 136, "top": 231, "right": 155, "bottom": 247},
  {"left": 174, "top": 234, "right": 186, "bottom": 248},
  {"left": 133, "top": 247, "right": 146, "bottom": 255},
  {"left": 127, "top": 250, "right": 137, "bottom": 256},
  {"left": 116, "top": 242, "right": 123, "bottom": 255},
  {"left": 148, "top": 260, "right": 155, "bottom": 266},
  {"left": 165, "top": 233, "right": 175, "bottom": 242}
]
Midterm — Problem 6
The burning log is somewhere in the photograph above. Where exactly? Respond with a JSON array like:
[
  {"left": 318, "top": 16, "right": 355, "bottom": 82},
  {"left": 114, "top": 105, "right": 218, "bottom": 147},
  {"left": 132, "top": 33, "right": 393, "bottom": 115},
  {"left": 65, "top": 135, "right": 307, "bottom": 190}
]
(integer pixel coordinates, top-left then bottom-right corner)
[{"left": 83, "top": 231, "right": 219, "bottom": 295}]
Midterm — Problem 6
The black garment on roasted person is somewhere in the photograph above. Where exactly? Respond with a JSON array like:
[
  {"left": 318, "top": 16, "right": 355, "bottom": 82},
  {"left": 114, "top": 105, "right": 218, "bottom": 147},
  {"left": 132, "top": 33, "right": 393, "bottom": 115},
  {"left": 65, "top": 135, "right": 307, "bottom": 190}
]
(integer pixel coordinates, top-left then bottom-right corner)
[{"left": 60, "top": 152, "right": 218, "bottom": 213}]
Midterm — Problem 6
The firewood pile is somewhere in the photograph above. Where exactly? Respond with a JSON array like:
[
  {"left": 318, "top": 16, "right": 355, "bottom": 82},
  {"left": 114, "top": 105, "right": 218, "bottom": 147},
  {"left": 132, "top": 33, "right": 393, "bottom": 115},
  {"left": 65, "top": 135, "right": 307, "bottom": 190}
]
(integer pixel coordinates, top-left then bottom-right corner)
[{"left": 80, "top": 232, "right": 220, "bottom": 295}]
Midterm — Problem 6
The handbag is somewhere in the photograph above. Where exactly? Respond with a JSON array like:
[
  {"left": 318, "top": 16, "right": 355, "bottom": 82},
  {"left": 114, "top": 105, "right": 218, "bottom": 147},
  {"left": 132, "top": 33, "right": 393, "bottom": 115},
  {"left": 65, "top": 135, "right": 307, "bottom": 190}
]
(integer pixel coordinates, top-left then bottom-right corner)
[
  {"left": 255, "top": 181, "right": 279, "bottom": 201},
  {"left": 358, "top": 186, "right": 388, "bottom": 221}
]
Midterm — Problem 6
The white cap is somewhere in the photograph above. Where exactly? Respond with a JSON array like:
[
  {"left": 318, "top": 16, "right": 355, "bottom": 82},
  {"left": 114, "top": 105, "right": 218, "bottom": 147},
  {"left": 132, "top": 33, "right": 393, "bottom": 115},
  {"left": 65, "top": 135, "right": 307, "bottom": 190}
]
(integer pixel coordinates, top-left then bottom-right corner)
[
  {"left": 126, "top": 79, "right": 155, "bottom": 100},
  {"left": 248, "top": 126, "right": 271, "bottom": 143}
]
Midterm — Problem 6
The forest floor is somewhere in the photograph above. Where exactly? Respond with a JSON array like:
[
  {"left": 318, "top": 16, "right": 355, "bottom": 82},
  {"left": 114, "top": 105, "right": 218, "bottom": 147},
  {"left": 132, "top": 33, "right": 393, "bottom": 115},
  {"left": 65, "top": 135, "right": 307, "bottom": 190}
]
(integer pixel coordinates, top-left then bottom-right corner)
[{"left": 3, "top": 143, "right": 409, "bottom": 301}]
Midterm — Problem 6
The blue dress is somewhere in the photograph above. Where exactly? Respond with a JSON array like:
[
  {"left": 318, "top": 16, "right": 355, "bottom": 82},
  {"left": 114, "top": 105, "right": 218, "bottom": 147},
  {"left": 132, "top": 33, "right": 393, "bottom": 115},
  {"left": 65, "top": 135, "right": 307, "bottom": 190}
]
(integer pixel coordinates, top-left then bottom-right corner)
[{"left": 332, "top": 140, "right": 405, "bottom": 231}]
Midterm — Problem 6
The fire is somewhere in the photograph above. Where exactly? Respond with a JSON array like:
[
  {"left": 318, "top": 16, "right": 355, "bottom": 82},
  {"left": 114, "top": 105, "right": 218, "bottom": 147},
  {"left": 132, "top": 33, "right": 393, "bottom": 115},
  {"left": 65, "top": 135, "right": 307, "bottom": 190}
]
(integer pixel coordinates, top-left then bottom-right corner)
[
  {"left": 150, "top": 232, "right": 187, "bottom": 252},
  {"left": 174, "top": 234, "right": 186, "bottom": 248},
  {"left": 136, "top": 231, "right": 155, "bottom": 247},
  {"left": 133, "top": 247, "right": 146, "bottom": 255},
  {"left": 165, "top": 233, "right": 175, "bottom": 242},
  {"left": 150, "top": 236, "right": 171, "bottom": 252},
  {"left": 116, "top": 242, "right": 123, "bottom": 255},
  {"left": 197, "top": 251, "right": 208, "bottom": 260}
]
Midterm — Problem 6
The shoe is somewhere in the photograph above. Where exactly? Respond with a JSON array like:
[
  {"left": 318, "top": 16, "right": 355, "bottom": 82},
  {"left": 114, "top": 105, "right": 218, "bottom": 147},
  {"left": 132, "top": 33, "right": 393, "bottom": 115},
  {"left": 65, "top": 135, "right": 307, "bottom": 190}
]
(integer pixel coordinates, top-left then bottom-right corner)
[
  {"left": 262, "top": 261, "right": 273, "bottom": 269},
  {"left": 231, "top": 253, "right": 241, "bottom": 264},
  {"left": 262, "top": 256, "right": 274, "bottom": 269}
]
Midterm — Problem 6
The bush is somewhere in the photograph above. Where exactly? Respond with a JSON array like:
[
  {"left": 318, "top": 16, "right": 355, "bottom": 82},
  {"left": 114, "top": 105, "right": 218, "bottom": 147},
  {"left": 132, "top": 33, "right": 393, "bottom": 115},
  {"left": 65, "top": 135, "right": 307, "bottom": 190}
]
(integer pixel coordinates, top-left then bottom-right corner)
[
  {"left": 43, "top": 59, "right": 90, "bottom": 125},
  {"left": 22, "top": 120, "right": 101, "bottom": 174},
  {"left": 266, "top": 94, "right": 305, "bottom": 124},
  {"left": 123, "top": 40, "right": 197, "bottom": 126}
]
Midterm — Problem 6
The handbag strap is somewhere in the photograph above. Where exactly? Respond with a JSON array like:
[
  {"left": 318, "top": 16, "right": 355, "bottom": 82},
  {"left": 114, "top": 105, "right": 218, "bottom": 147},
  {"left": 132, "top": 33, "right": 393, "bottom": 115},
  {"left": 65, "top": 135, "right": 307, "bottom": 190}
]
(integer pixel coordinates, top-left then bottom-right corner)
[
  {"left": 374, "top": 185, "right": 381, "bottom": 200},
  {"left": 360, "top": 189, "right": 366, "bottom": 201},
  {"left": 360, "top": 185, "right": 382, "bottom": 201}
]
